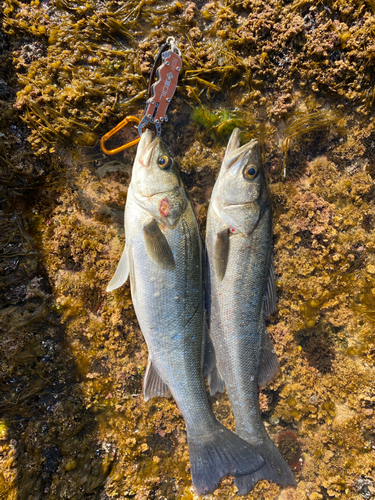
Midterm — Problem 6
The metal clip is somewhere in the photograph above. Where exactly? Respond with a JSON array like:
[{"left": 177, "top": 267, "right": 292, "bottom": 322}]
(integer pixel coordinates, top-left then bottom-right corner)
[
  {"left": 138, "top": 37, "right": 182, "bottom": 137},
  {"left": 100, "top": 115, "right": 140, "bottom": 155}
]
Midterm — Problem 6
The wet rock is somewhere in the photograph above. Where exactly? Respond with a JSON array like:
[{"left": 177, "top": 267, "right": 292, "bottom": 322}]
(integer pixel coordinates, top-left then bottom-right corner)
[{"left": 42, "top": 446, "right": 60, "bottom": 474}]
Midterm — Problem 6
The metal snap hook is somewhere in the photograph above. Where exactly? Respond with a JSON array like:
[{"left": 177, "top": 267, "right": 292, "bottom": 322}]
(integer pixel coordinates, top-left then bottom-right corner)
[{"left": 100, "top": 115, "right": 140, "bottom": 155}]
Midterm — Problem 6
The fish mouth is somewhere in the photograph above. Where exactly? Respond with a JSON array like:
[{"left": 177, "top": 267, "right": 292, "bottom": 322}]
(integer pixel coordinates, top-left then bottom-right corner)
[
  {"left": 138, "top": 136, "right": 163, "bottom": 167},
  {"left": 137, "top": 187, "right": 176, "bottom": 199},
  {"left": 223, "top": 201, "right": 254, "bottom": 209}
]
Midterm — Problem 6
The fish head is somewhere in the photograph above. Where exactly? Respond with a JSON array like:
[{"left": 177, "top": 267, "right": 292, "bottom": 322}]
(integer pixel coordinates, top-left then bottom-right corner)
[
  {"left": 211, "top": 128, "right": 268, "bottom": 237},
  {"left": 131, "top": 129, "right": 187, "bottom": 228}
]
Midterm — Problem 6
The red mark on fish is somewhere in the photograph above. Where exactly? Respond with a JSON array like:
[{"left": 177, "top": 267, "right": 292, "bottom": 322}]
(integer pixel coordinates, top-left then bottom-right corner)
[{"left": 159, "top": 198, "right": 170, "bottom": 217}]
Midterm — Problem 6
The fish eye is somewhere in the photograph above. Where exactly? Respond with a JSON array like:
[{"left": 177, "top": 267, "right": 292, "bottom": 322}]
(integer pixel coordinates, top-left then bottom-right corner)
[
  {"left": 243, "top": 164, "right": 258, "bottom": 181},
  {"left": 158, "top": 155, "right": 171, "bottom": 170}
]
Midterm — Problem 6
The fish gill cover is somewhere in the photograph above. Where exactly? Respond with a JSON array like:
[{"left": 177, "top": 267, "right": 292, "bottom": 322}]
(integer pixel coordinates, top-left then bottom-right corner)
[{"left": 1, "top": 0, "right": 375, "bottom": 498}]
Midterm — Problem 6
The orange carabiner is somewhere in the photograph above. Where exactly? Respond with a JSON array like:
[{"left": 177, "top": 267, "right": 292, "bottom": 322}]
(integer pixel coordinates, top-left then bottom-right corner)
[{"left": 100, "top": 115, "right": 141, "bottom": 155}]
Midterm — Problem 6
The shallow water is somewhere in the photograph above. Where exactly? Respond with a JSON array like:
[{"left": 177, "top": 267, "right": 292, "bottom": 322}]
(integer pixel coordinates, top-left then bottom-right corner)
[{"left": 1, "top": 1, "right": 375, "bottom": 499}]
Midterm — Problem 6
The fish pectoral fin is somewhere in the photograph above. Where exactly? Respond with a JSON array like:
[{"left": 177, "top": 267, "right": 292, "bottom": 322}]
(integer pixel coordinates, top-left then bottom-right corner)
[
  {"left": 258, "top": 329, "right": 280, "bottom": 388},
  {"left": 106, "top": 243, "right": 130, "bottom": 292},
  {"left": 214, "top": 229, "right": 229, "bottom": 281},
  {"left": 144, "top": 359, "right": 171, "bottom": 401},
  {"left": 263, "top": 253, "right": 277, "bottom": 317},
  {"left": 143, "top": 219, "right": 175, "bottom": 271}
]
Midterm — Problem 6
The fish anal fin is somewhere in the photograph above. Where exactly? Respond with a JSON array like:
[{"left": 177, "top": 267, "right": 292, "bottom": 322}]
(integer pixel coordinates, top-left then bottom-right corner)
[
  {"left": 258, "top": 329, "right": 280, "bottom": 388},
  {"left": 143, "top": 219, "right": 175, "bottom": 271},
  {"left": 214, "top": 229, "right": 229, "bottom": 281},
  {"left": 106, "top": 244, "right": 129, "bottom": 292},
  {"left": 144, "top": 359, "right": 171, "bottom": 401},
  {"left": 264, "top": 254, "right": 277, "bottom": 317},
  {"left": 208, "top": 365, "right": 225, "bottom": 395},
  {"left": 203, "top": 321, "right": 216, "bottom": 377}
]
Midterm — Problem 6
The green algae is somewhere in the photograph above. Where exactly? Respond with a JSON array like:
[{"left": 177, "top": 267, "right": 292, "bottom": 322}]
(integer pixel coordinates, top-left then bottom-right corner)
[{"left": 191, "top": 106, "right": 246, "bottom": 142}]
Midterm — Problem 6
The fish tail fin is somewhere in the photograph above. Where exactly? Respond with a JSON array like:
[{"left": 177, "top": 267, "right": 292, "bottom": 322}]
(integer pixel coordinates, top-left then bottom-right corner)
[
  {"left": 234, "top": 431, "right": 296, "bottom": 495},
  {"left": 187, "top": 423, "right": 264, "bottom": 495}
]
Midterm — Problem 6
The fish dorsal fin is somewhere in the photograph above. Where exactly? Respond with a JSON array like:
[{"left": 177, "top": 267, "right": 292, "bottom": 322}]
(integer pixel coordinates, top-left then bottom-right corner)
[
  {"left": 106, "top": 243, "right": 130, "bottom": 292},
  {"left": 143, "top": 219, "right": 175, "bottom": 271},
  {"left": 263, "top": 254, "right": 277, "bottom": 317},
  {"left": 214, "top": 229, "right": 229, "bottom": 281},
  {"left": 144, "top": 359, "right": 171, "bottom": 401},
  {"left": 258, "top": 329, "right": 280, "bottom": 388}
]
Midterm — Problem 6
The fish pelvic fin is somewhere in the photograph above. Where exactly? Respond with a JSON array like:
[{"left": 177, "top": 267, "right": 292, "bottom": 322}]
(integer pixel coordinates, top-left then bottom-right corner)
[
  {"left": 143, "top": 219, "right": 175, "bottom": 271},
  {"left": 258, "top": 329, "right": 280, "bottom": 388},
  {"left": 188, "top": 422, "right": 264, "bottom": 495},
  {"left": 234, "top": 430, "right": 296, "bottom": 495},
  {"left": 144, "top": 359, "right": 171, "bottom": 401},
  {"left": 106, "top": 243, "right": 130, "bottom": 292}
]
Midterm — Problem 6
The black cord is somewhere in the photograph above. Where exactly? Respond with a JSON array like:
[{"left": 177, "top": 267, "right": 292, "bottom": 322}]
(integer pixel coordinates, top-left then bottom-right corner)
[{"left": 147, "top": 42, "right": 169, "bottom": 98}]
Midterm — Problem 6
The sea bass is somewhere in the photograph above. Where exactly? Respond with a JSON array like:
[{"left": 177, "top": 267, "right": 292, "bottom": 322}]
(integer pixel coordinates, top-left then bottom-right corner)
[
  {"left": 106, "top": 129, "right": 264, "bottom": 495},
  {"left": 206, "top": 128, "right": 296, "bottom": 494}
]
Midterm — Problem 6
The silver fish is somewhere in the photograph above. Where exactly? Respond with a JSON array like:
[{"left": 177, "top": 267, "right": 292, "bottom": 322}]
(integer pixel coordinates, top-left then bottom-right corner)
[
  {"left": 107, "top": 129, "right": 264, "bottom": 495},
  {"left": 206, "top": 128, "right": 296, "bottom": 494}
]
